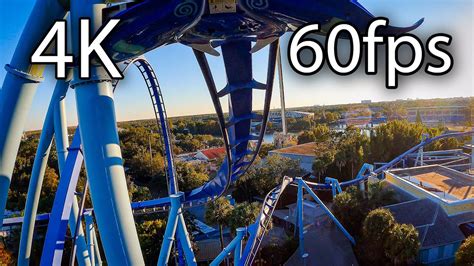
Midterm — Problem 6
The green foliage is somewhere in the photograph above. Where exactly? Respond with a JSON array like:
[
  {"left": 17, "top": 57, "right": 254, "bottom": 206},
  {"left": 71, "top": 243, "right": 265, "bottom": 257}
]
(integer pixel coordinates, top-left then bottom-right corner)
[
  {"left": 385, "top": 223, "right": 420, "bottom": 265},
  {"left": 205, "top": 197, "right": 233, "bottom": 250},
  {"left": 367, "top": 181, "right": 397, "bottom": 209},
  {"left": 258, "top": 143, "right": 276, "bottom": 158},
  {"left": 363, "top": 208, "right": 395, "bottom": 243},
  {"left": 228, "top": 202, "right": 261, "bottom": 233},
  {"left": 176, "top": 162, "right": 209, "bottom": 191},
  {"left": 0, "top": 236, "right": 16, "bottom": 265},
  {"left": 136, "top": 219, "right": 166, "bottom": 264},
  {"left": 359, "top": 208, "right": 419, "bottom": 265},
  {"left": 312, "top": 146, "right": 336, "bottom": 179},
  {"left": 232, "top": 155, "right": 304, "bottom": 202},
  {"left": 456, "top": 235, "right": 474, "bottom": 266},
  {"left": 7, "top": 136, "right": 60, "bottom": 213},
  {"left": 416, "top": 110, "right": 423, "bottom": 124},
  {"left": 171, "top": 118, "right": 221, "bottom": 136},
  {"left": 287, "top": 117, "right": 313, "bottom": 132},
  {"left": 332, "top": 182, "right": 396, "bottom": 237},
  {"left": 127, "top": 152, "right": 165, "bottom": 186},
  {"left": 297, "top": 124, "right": 330, "bottom": 144},
  {"left": 259, "top": 236, "right": 299, "bottom": 265},
  {"left": 332, "top": 186, "right": 367, "bottom": 236},
  {"left": 308, "top": 125, "right": 369, "bottom": 180},
  {"left": 369, "top": 120, "right": 425, "bottom": 163}
]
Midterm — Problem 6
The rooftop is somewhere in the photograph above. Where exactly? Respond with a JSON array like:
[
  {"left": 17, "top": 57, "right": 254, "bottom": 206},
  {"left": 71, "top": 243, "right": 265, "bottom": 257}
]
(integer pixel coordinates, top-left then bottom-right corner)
[
  {"left": 198, "top": 147, "right": 226, "bottom": 160},
  {"left": 386, "top": 199, "right": 468, "bottom": 248},
  {"left": 388, "top": 165, "right": 474, "bottom": 200},
  {"left": 406, "top": 105, "right": 467, "bottom": 110},
  {"left": 270, "top": 142, "right": 317, "bottom": 156}
]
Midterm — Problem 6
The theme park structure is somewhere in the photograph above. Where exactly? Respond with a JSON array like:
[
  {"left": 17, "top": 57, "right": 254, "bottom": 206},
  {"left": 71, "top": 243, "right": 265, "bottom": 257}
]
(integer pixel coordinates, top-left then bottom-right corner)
[{"left": 1, "top": 0, "right": 470, "bottom": 265}]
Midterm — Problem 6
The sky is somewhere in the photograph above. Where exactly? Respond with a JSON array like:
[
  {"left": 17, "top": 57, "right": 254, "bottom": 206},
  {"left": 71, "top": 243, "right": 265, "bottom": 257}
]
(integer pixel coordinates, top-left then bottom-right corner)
[{"left": 0, "top": 0, "right": 472, "bottom": 130}]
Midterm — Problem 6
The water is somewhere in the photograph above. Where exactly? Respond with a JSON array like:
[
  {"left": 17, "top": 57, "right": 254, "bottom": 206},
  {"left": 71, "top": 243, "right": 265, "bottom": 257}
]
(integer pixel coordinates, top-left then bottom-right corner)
[{"left": 263, "top": 133, "right": 274, "bottom": 143}]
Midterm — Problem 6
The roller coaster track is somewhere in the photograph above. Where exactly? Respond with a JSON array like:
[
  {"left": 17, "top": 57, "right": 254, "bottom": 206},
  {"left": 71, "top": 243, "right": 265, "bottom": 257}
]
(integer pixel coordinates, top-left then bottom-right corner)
[
  {"left": 240, "top": 176, "right": 294, "bottom": 266},
  {"left": 3, "top": 38, "right": 279, "bottom": 221},
  {"left": 3, "top": 53, "right": 472, "bottom": 266},
  {"left": 237, "top": 131, "right": 473, "bottom": 266},
  {"left": 304, "top": 130, "right": 474, "bottom": 190}
]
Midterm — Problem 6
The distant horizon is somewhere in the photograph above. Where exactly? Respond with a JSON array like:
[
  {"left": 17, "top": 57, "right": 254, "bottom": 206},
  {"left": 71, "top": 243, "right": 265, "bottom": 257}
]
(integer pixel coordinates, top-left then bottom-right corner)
[
  {"left": 22, "top": 95, "right": 472, "bottom": 132},
  {"left": 1, "top": 0, "right": 472, "bottom": 130}
]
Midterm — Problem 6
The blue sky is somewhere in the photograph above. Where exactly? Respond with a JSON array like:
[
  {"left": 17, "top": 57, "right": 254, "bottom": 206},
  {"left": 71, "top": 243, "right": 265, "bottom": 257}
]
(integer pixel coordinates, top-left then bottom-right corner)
[{"left": 0, "top": 0, "right": 472, "bottom": 130}]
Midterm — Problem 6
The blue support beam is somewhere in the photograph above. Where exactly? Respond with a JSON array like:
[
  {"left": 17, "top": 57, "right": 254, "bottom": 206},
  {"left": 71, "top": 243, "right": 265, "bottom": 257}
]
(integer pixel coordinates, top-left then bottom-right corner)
[
  {"left": 296, "top": 177, "right": 305, "bottom": 257},
  {"left": 325, "top": 177, "right": 342, "bottom": 198},
  {"left": 69, "top": 1, "right": 145, "bottom": 263},
  {"left": 158, "top": 192, "right": 196, "bottom": 266},
  {"left": 0, "top": 0, "right": 67, "bottom": 227},
  {"left": 18, "top": 79, "right": 70, "bottom": 265},
  {"left": 40, "top": 131, "right": 86, "bottom": 265},
  {"left": 210, "top": 227, "right": 246, "bottom": 266},
  {"left": 299, "top": 180, "right": 355, "bottom": 245}
]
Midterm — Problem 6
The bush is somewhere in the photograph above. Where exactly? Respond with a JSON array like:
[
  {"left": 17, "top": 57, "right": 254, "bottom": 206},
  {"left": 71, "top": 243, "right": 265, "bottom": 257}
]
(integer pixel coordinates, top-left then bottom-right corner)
[
  {"left": 259, "top": 236, "right": 298, "bottom": 264},
  {"left": 332, "top": 188, "right": 367, "bottom": 236},
  {"left": 385, "top": 223, "right": 420, "bottom": 265},
  {"left": 359, "top": 208, "right": 419, "bottom": 265},
  {"left": 456, "top": 235, "right": 474, "bottom": 266}
]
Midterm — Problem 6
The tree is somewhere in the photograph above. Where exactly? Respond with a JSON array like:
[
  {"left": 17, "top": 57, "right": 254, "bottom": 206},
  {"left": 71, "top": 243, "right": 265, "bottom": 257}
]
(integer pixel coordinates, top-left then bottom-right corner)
[
  {"left": 297, "top": 124, "right": 331, "bottom": 144},
  {"left": 297, "top": 130, "right": 315, "bottom": 144},
  {"left": 233, "top": 155, "right": 304, "bottom": 202},
  {"left": 136, "top": 219, "right": 167, "bottom": 264},
  {"left": 260, "top": 236, "right": 298, "bottom": 265},
  {"left": 0, "top": 239, "right": 15, "bottom": 265},
  {"left": 127, "top": 152, "right": 166, "bottom": 188},
  {"left": 205, "top": 197, "right": 233, "bottom": 250},
  {"left": 258, "top": 143, "right": 276, "bottom": 158},
  {"left": 416, "top": 110, "right": 423, "bottom": 124},
  {"left": 361, "top": 208, "right": 396, "bottom": 264},
  {"left": 363, "top": 208, "right": 395, "bottom": 243},
  {"left": 228, "top": 202, "right": 261, "bottom": 233},
  {"left": 369, "top": 120, "right": 425, "bottom": 163},
  {"left": 312, "top": 148, "right": 335, "bottom": 179},
  {"left": 176, "top": 162, "right": 209, "bottom": 191},
  {"left": 332, "top": 187, "right": 367, "bottom": 236},
  {"left": 456, "top": 235, "right": 474, "bottom": 266},
  {"left": 360, "top": 208, "right": 420, "bottom": 265},
  {"left": 385, "top": 223, "right": 420, "bottom": 265},
  {"left": 367, "top": 181, "right": 396, "bottom": 209}
]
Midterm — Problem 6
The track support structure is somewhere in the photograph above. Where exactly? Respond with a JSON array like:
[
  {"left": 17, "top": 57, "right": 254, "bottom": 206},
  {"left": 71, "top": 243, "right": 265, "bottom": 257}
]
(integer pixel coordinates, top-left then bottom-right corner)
[{"left": 157, "top": 192, "right": 196, "bottom": 266}]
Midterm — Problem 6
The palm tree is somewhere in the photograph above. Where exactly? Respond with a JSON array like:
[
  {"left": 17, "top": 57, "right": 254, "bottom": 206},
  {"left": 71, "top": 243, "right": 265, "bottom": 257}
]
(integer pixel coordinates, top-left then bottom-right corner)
[{"left": 205, "top": 197, "right": 233, "bottom": 251}]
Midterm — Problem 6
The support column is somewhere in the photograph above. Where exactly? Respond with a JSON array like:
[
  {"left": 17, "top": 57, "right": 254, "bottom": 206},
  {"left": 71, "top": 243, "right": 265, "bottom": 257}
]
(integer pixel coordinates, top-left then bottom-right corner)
[
  {"left": 0, "top": 0, "right": 67, "bottom": 226},
  {"left": 70, "top": 1, "right": 144, "bottom": 264},
  {"left": 92, "top": 228, "right": 103, "bottom": 265},
  {"left": 158, "top": 194, "right": 181, "bottom": 265},
  {"left": 85, "top": 213, "right": 96, "bottom": 266},
  {"left": 18, "top": 79, "right": 81, "bottom": 265},
  {"left": 53, "top": 80, "right": 90, "bottom": 266},
  {"left": 277, "top": 45, "right": 287, "bottom": 135},
  {"left": 234, "top": 228, "right": 245, "bottom": 265},
  {"left": 296, "top": 178, "right": 305, "bottom": 257}
]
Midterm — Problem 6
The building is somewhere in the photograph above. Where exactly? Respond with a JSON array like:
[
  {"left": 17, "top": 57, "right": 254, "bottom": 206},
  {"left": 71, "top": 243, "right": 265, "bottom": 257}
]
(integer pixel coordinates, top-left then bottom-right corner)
[
  {"left": 407, "top": 106, "right": 468, "bottom": 126},
  {"left": 386, "top": 199, "right": 473, "bottom": 265},
  {"left": 268, "top": 110, "right": 314, "bottom": 123},
  {"left": 269, "top": 142, "right": 317, "bottom": 172},
  {"left": 381, "top": 164, "right": 474, "bottom": 264},
  {"left": 361, "top": 100, "right": 372, "bottom": 104},
  {"left": 195, "top": 147, "right": 226, "bottom": 162},
  {"left": 340, "top": 107, "right": 387, "bottom": 127},
  {"left": 384, "top": 165, "right": 473, "bottom": 216}
]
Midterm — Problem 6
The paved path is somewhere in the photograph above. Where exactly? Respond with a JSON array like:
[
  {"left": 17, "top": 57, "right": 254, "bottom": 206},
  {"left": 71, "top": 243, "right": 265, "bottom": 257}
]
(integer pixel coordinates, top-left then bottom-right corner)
[{"left": 285, "top": 219, "right": 358, "bottom": 266}]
